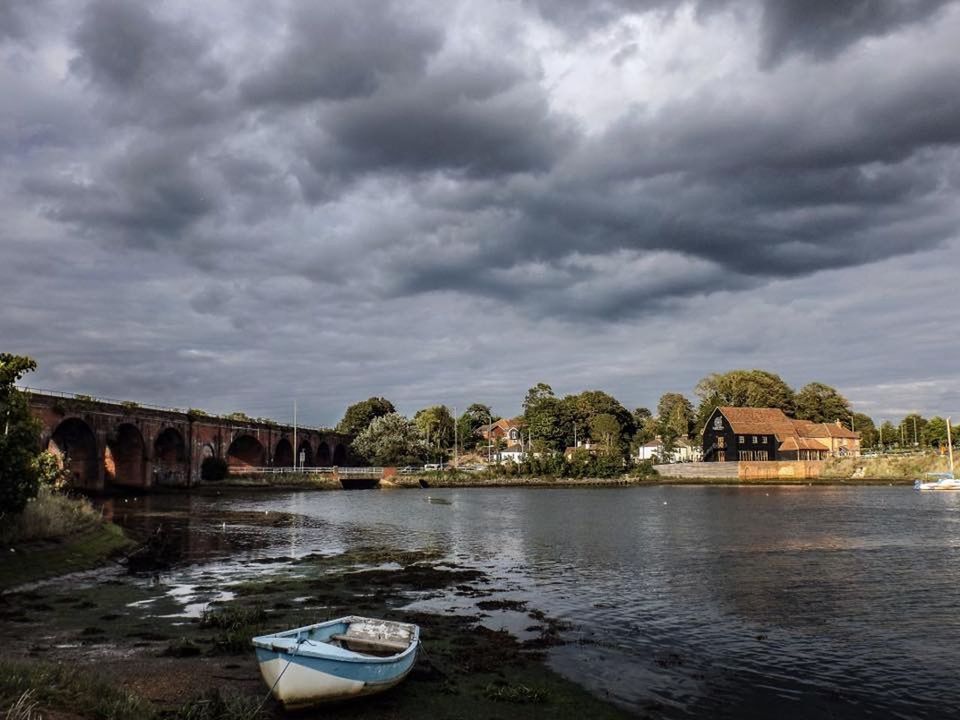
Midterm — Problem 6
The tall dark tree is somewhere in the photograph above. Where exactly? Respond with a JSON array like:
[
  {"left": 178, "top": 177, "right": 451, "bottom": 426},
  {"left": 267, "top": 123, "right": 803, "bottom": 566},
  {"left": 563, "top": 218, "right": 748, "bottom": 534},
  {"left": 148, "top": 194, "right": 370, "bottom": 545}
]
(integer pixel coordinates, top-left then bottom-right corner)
[
  {"left": 899, "top": 413, "right": 928, "bottom": 447},
  {"left": 794, "top": 382, "right": 852, "bottom": 424},
  {"left": 414, "top": 405, "right": 455, "bottom": 450},
  {"left": 695, "top": 369, "right": 796, "bottom": 434},
  {"left": 564, "top": 390, "right": 635, "bottom": 446},
  {"left": 656, "top": 393, "right": 694, "bottom": 438},
  {"left": 522, "top": 383, "right": 571, "bottom": 452},
  {"left": 457, "top": 404, "right": 496, "bottom": 451},
  {"left": 1, "top": 354, "right": 42, "bottom": 516},
  {"left": 851, "top": 413, "right": 877, "bottom": 448},
  {"left": 335, "top": 397, "right": 395, "bottom": 437}
]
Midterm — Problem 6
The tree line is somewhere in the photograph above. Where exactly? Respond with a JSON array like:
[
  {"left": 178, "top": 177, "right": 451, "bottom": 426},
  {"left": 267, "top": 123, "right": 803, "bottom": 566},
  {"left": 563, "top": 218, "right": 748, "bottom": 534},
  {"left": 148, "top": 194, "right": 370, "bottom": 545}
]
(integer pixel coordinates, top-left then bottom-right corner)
[{"left": 335, "top": 369, "right": 959, "bottom": 467}]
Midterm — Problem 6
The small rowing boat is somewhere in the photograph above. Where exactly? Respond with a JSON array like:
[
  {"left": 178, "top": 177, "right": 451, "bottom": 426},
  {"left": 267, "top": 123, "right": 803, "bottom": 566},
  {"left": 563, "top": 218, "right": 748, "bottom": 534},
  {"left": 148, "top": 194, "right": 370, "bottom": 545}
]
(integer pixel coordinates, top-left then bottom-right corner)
[
  {"left": 252, "top": 616, "right": 419, "bottom": 708},
  {"left": 914, "top": 472, "right": 960, "bottom": 491}
]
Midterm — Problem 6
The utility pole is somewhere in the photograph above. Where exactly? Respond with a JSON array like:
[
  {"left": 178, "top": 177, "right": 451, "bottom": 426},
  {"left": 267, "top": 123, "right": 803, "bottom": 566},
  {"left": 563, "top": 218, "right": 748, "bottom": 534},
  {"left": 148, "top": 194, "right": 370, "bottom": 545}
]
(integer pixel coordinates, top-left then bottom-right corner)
[
  {"left": 574, "top": 422, "right": 577, "bottom": 448},
  {"left": 453, "top": 406, "right": 458, "bottom": 468},
  {"left": 913, "top": 416, "right": 918, "bottom": 446},
  {"left": 487, "top": 412, "right": 493, "bottom": 464},
  {"left": 293, "top": 400, "right": 298, "bottom": 471},
  {"left": 947, "top": 417, "right": 955, "bottom": 475}
]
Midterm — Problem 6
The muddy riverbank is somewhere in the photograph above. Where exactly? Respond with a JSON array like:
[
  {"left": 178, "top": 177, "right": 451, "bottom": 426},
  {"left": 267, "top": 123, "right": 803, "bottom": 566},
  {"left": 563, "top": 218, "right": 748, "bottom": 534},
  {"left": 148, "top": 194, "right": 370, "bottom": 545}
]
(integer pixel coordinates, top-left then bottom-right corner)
[{"left": 0, "top": 538, "right": 631, "bottom": 719}]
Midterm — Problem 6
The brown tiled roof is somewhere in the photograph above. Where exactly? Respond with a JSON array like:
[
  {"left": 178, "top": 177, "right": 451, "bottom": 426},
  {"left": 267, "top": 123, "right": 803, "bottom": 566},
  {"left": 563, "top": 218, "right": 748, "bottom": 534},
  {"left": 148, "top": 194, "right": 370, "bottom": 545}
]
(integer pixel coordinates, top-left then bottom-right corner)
[
  {"left": 718, "top": 407, "right": 797, "bottom": 436},
  {"left": 778, "top": 437, "right": 831, "bottom": 452},
  {"left": 718, "top": 408, "right": 860, "bottom": 442}
]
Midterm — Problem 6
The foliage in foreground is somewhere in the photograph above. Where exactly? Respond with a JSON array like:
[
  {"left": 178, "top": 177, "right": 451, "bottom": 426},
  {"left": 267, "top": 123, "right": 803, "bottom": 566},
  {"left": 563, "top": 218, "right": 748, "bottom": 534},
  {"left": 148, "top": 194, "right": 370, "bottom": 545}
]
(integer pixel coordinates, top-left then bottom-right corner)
[
  {"left": 0, "top": 354, "right": 42, "bottom": 516},
  {"left": 0, "top": 661, "right": 268, "bottom": 720},
  {"left": 0, "top": 485, "right": 101, "bottom": 545}
]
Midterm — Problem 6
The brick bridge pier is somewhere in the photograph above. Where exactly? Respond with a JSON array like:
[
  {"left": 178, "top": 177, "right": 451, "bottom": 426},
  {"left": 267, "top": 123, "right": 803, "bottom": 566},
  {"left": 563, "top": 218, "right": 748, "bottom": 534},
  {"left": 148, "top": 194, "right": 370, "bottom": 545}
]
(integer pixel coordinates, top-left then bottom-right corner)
[{"left": 25, "top": 390, "right": 350, "bottom": 492}]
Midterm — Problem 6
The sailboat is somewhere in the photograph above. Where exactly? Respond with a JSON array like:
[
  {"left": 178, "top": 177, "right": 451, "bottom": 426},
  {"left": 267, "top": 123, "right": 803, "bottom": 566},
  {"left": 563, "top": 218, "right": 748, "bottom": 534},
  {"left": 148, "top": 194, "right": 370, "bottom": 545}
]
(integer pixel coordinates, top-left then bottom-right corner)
[{"left": 914, "top": 417, "right": 959, "bottom": 491}]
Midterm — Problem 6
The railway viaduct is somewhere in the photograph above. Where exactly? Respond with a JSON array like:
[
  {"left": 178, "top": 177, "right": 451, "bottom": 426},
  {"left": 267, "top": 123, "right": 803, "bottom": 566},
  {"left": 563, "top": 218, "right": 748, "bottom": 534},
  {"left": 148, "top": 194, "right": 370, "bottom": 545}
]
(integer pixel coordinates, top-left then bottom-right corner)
[{"left": 25, "top": 390, "right": 350, "bottom": 491}]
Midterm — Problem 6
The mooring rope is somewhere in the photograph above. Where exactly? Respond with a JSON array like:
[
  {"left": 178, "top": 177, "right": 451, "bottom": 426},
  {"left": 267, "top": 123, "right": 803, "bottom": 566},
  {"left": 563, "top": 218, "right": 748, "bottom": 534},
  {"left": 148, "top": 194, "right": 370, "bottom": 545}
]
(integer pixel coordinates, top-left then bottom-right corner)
[{"left": 253, "top": 638, "right": 304, "bottom": 718}]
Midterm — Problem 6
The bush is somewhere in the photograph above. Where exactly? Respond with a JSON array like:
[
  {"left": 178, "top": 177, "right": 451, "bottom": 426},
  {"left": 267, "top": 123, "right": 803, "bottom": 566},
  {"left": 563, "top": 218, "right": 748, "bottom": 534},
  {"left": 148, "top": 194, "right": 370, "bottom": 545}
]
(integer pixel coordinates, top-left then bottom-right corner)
[
  {"left": 200, "top": 457, "right": 229, "bottom": 482},
  {"left": 0, "top": 355, "right": 42, "bottom": 516},
  {"left": 0, "top": 486, "right": 100, "bottom": 545}
]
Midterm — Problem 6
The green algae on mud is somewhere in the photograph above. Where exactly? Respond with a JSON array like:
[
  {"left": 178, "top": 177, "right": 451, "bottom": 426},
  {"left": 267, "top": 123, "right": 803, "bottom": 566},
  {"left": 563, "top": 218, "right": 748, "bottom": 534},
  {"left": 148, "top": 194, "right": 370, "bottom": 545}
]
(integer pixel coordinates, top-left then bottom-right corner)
[
  {"left": 0, "top": 544, "right": 631, "bottom": 720},
  {"left": 0, "top": 522, "right": 133, "bottom": 591}
]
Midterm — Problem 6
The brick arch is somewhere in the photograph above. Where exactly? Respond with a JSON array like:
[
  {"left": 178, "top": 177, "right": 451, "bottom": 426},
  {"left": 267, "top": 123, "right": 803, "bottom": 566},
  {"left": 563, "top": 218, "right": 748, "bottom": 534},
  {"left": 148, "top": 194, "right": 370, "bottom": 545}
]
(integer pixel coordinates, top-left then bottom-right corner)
[
  {"left": 154, "top": 427, "right": 188, "bottom": 485},
  {"left": 316, "top": 441, "right": 331, "bottom": 466},
  {"left": 48, "top": 417, "right": 99, "bottom": 489},
  {"left": 106, "top": 423, "right": 147, "bottom": 488},
  {"left": 274, "top": 437, "right": 294, "bottom": 467},
  {"left": 297, "top": 440, "right": 314, "bottom": 467},
  {"left": 228, "top": 434, "right": 265, "bottom": 469}
]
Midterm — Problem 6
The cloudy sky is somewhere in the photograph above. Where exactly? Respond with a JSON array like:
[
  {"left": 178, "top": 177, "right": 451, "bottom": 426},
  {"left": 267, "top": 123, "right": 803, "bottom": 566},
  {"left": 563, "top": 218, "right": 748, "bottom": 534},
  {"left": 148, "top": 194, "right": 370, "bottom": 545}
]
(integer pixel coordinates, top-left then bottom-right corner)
[{"left": 2, "top": 0, "right": 959, "bottom": 426}]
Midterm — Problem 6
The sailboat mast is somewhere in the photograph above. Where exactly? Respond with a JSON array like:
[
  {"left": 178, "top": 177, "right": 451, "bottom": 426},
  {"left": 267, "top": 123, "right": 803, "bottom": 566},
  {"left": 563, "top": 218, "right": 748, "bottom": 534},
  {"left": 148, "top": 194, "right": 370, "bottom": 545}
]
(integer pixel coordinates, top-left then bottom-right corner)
[
  {"left": 947, "top": 416, "right": 954, "bottom": 476},
  {"left": 293, "top": 400, "right": 298, "bottom": 471}
]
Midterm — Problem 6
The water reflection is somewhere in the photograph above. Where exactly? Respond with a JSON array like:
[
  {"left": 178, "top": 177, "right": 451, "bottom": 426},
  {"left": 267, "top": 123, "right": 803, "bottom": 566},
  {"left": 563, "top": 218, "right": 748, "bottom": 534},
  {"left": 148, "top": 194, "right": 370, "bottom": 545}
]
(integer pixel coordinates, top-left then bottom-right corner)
[{"left": 96, "top": 486, "right": 960, "bottom": 719}]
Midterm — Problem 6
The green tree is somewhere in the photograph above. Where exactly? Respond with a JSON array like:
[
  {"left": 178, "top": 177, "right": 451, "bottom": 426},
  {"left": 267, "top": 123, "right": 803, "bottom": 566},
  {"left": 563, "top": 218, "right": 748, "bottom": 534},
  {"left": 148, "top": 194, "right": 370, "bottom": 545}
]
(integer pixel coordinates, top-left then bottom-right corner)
[
  {"left": 351, "top": 413, "right": 426, "bottom": 466},
  {"left": 522, "top": 383, "right": 571, "bottom": 452},
  {"left": 899, "top": 413, "right": 928, "bottom": 447},
  {"left": 632, "top": 406, "right": 652, "bottom": 428},
  {"left": 1, "top": 354, "right": 42, "bottom": 516},
  {"left": 414, "top": 405, "right": 455, "bottom": 450},
  {"left": 457, "top": 404, "right": 496, "bottom": 451},
  {"left": 564, "top": 390, "right": 635, "bottom": 443},
  {"left": 923, "top": 417, "right": 952, "bottom": 448},
  {"left": 851, "top": 413, "right": 877, "bottom": 448},
  {"left": 695, "top": 369, "right": 796, "bottom": 433},
  {"left": 588, "top": 413, "right": 621, "bottom": 453},
  {"left": 879, "top": 420, "right": 898, "bottom": 449},
  {"left": 794, "top": 382, "right": 852, "bottom": 424},
  {"left": 336, "top": 397, "right": 396, "bottom": 437},
  {"left": 656, "top": 393, "right": 694, "bottom": 438}
]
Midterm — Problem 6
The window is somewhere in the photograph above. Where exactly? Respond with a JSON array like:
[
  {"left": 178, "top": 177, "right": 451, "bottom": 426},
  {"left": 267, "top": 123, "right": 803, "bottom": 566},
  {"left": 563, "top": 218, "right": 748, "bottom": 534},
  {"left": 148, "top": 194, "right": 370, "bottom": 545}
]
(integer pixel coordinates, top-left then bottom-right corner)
[
  {"left": 762, "top": 436, "right": 768, "bottom": 444},
  {"left": 717, "top": 436, "right": 726, "bottom": 448},
  {"left": 738, "top": 435, "right": 745, "bottom": 444},
  {"left": 758, "top": 451, "right": 769, "bottom": 461},
  {"left": 752, "top": 435, "right": 758, "bottom": 444}
]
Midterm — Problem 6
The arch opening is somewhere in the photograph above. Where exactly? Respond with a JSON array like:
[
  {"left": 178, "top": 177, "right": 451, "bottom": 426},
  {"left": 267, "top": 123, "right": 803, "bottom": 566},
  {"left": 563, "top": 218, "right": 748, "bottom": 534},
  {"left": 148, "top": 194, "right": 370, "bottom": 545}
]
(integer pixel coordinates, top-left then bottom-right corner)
[
  {"left": 227, "top": 434, "right": 265, "bottom": 470},
  {"left": 154, "top": 427, "right": 188, "bottom": 486},
  {"left": 106, "top": 423, "right": 147, "bottom": 488},
  {"left": 316, "top": 441, "right": 331, "bottom": 467},
  {"left": 297, "top": 441, "right": 314, "bottom": 468},
  {"left": 332, "top": 443, "right": 346, "bottom": 466},
  {"left": 48, "top": 418, "right": 98, "bottom": 489},
  {"left": 274, "top": 438, "right": 294, "bottom": 467}
]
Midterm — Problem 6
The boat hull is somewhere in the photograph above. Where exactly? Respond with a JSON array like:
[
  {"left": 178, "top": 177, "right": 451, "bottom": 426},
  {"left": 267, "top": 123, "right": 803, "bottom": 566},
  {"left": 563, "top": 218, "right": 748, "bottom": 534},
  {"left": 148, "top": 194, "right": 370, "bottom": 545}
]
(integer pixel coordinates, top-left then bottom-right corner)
[{"left": 255, "top": 646, "right": 417, "bottom": 708}]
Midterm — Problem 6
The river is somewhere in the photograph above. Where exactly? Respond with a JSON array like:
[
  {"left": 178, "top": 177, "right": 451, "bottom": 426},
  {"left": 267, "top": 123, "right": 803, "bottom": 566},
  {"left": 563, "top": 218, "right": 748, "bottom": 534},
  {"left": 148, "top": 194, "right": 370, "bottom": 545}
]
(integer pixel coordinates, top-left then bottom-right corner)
[{"left": 101, "top": 485, "right": 960, "bottom": 719}]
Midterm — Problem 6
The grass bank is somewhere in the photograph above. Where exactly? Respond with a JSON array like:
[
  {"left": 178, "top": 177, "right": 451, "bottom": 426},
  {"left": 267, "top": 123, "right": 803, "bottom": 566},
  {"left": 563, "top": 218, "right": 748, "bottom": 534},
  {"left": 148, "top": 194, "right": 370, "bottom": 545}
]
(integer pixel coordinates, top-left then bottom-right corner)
[
  {"left": 0, "top": 488, "right": 133, "bottom": 590},
  {"left": 820, "top": 454, "right": 950, "bottom": 480}
]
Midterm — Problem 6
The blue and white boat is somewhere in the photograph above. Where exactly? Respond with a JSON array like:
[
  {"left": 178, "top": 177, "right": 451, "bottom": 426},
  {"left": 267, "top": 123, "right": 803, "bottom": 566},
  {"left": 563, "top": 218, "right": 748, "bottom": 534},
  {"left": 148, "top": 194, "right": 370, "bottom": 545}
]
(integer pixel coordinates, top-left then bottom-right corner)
[
  {"left": 914, "top": 417, "right": 957, "bottom": 491},
  {"left": 252, "top": 616, "right": 420, "bottom": 708}
]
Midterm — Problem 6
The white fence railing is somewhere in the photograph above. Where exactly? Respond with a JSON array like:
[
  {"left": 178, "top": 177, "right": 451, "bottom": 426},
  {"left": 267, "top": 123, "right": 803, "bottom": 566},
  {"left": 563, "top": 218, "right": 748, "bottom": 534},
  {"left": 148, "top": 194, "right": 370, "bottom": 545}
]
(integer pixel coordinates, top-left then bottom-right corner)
[{"left": 227, "top": 466, "right": 385, "bottom": 476}]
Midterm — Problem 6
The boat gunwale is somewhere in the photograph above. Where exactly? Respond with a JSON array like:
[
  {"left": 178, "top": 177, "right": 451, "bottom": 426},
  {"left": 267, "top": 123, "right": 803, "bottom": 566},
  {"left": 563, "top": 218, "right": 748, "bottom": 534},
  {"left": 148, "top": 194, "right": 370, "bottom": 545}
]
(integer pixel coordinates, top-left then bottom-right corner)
[{"left": 251, "top": 615, "right": 420, "bottom": 664}]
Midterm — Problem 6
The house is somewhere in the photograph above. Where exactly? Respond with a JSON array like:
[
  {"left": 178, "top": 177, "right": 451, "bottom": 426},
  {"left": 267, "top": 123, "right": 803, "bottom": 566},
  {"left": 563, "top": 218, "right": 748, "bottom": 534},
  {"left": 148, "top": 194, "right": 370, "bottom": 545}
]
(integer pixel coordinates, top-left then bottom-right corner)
[
  {"left": 634, "top": 437, "right": 702, "bottom": 463},
  {"left": 564, "top": 440, "right": 603, "bottom": 460},
  {"left": 702, "top": 407, "right": 860, "bottom": 462},
  {"left": 496, "top": 444, "right": 527, "bottom": 464},
  {"left": 477, "top": 418, "right": 523, "bottom": 444}
]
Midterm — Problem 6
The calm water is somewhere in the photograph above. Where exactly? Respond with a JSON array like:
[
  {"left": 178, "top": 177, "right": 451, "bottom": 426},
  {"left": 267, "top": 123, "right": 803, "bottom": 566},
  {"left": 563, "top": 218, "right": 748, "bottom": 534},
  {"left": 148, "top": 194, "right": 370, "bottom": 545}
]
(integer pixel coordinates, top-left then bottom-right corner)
[{"left": 104, "top": 486, "right": 960, "bottom": 719}]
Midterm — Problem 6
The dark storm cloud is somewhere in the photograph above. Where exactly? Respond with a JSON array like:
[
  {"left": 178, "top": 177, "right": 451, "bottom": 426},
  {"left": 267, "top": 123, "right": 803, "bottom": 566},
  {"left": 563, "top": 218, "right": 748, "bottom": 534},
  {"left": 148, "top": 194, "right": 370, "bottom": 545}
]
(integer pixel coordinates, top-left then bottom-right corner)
[
  {"left": 240, "top": 0, "right": 443, "bottom": 105},
  {"left": 757, "top": 0, "right": 955, "bottom": 67},
  {"left": 302, "top": 64, "right": 575, "bottom": 179},
  {"left": 24, "top": 137, "right": 222, "bottom": 249},
  {"left": 70, "top": 0, "right": 228, "bottom": 128},
  {"left": 526, "top": 0, "right": 957, "bottom": 67}
]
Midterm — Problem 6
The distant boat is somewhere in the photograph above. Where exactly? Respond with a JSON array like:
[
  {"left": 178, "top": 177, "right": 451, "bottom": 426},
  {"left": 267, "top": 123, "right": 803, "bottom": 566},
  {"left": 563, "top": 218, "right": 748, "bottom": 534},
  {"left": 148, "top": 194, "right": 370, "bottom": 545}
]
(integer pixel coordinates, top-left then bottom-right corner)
[
  {"left": 914, "top": 473, "right": 960, "bottom": 491},
  {"left": 252, "top": 616, "right": 419, "bottom": 709},
  {"left": 915, "top": 416, "right": 956, "bottom": 491}
]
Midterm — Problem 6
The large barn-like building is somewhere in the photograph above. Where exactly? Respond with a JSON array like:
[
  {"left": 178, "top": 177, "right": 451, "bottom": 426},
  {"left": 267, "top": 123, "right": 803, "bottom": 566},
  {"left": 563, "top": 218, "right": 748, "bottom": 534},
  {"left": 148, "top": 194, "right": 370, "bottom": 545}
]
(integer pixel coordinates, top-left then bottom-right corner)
[{"left": 702, "top": 407, "right": 860, "bottom": 462}]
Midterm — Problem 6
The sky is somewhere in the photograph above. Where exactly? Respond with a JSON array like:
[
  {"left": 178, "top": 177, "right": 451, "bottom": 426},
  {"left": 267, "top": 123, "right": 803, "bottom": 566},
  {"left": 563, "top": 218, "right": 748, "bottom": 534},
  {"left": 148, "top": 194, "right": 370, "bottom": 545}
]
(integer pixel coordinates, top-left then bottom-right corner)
[{"left": 2, "top": 0, "right": 959, "bottom": 427}]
